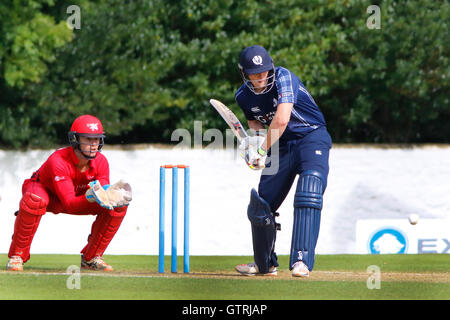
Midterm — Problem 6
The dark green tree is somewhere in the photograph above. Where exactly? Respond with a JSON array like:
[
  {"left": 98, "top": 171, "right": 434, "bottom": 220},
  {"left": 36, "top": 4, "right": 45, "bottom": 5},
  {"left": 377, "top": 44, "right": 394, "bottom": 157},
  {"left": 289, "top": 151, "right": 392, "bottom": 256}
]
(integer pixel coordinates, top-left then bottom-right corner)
[{"left": 1, "top": 0, "right": 448, "bottom": 147}]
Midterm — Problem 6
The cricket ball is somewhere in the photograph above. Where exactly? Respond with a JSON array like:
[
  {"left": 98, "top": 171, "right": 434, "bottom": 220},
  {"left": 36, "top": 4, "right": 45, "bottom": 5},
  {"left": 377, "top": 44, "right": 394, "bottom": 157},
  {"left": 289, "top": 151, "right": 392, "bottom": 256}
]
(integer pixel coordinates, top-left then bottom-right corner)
[{"left": 408, "top": 213, "right": 419, "bottom": 225}]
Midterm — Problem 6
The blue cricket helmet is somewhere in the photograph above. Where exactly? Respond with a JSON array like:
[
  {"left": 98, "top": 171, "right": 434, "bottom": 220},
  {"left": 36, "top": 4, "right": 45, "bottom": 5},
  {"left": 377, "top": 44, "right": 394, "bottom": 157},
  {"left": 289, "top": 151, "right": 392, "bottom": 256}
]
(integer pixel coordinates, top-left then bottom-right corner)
[
  {"left": 238, "top": 45, "right": 273, "bottom": 74},
  {"left": 238, "top": 45, "right": 275, "bottom": 95}
]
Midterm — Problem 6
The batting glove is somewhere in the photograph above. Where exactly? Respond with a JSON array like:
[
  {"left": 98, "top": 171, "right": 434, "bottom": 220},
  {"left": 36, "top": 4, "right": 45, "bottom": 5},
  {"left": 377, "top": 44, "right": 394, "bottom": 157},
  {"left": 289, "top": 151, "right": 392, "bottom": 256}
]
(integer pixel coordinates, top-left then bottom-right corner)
[
  {"left": 246, "top": 146, "right": 267, "bottom": 170},
  {"left": 239, "top": 135, "right": 267, "bottom": 170}
]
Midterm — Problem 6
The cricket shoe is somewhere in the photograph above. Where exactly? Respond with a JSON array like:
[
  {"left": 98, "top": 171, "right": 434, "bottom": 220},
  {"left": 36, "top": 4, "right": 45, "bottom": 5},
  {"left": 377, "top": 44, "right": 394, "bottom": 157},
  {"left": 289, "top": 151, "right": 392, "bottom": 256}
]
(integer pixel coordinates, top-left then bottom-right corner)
[
  {"left": 81, "top": 255, "right": 113, "bottom": 271},
  {"left": 235, "top": 262, "right": 277, "bottom": 276},
  {"left": 6, "top": 256, "right": 23, "bottom": 271},
  {"left": 291, "top": 261, "right": 310, "bottom": 277}
]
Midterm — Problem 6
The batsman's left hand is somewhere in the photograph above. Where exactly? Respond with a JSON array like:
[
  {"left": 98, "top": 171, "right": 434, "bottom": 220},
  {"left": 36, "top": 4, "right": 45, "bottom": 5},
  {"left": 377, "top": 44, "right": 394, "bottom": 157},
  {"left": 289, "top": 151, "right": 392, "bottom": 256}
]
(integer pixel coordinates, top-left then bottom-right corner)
[
  {"left": 245, "top": 146, "right": 267, "bottom": 170},
  {"left": 239, "top": 135, "right": 267, "bottom": 170}
]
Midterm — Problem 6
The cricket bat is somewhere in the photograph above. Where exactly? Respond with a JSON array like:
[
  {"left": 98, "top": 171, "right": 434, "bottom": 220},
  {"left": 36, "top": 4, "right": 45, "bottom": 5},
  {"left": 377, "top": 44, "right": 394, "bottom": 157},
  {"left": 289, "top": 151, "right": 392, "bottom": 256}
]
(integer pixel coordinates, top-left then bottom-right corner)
[{"left": 209, "top": 99, "right": 248, "bottom": 142}]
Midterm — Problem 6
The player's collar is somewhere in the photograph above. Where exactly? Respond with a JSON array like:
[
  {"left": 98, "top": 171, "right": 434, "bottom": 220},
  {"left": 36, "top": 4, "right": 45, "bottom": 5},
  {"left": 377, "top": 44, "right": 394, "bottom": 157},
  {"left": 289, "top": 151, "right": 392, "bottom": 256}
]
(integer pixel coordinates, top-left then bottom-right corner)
[{"left": 69, "top": 147, "right": 97, "bottom": 169}]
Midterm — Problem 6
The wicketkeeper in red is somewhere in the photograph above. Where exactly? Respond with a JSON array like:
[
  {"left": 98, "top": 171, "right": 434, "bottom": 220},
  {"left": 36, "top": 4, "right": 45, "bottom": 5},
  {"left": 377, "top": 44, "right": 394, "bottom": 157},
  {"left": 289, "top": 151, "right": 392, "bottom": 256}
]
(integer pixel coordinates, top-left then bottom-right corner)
[{"left": 6, "top": 115, "right": 132, "bottom": 271}]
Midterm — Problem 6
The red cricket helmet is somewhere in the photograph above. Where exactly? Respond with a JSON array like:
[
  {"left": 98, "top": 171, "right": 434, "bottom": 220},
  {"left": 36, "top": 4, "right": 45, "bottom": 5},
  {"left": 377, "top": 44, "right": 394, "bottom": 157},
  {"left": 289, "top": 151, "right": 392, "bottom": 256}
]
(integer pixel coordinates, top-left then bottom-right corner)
[{"left": 68, "top": 115, "right": 105, "bottom": 158}]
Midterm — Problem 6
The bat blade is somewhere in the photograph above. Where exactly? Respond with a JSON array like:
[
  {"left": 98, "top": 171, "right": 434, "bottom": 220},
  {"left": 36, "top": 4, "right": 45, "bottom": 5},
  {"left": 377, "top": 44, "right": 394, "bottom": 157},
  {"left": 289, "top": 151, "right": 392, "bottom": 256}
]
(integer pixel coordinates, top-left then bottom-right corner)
[{"left": 209, "top": 99, "right": 248, "bottom": 142}]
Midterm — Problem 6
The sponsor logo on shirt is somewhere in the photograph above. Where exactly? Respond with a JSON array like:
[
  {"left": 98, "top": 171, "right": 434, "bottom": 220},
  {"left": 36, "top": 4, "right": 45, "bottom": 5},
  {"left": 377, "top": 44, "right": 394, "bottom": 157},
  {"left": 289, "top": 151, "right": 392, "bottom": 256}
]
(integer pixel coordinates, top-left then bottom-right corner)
[
  {"left": 54, "top": 176, "right": 66, "bottom": 182},
  {"left": 75, "top": 184, "right": 89, "bottom": 195},
  {"left": 255, "top": 111, "right": 276, "bottom": 124}
]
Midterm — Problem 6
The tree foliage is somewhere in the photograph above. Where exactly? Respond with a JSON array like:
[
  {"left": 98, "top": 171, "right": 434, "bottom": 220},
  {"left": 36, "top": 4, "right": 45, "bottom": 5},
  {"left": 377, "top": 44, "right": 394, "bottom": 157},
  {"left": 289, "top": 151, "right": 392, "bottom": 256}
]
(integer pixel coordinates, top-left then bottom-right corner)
[{"left": 1, "top": 0, "right": 448, "bottom": 148}]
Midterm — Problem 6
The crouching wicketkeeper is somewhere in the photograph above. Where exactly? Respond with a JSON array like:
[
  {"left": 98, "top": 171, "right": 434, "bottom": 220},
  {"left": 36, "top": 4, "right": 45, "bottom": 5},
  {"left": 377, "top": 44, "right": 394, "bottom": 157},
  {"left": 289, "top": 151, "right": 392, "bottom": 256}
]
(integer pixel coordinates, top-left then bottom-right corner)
[{"left": 6, "top": 115, "right": 132, "bottom": 272}]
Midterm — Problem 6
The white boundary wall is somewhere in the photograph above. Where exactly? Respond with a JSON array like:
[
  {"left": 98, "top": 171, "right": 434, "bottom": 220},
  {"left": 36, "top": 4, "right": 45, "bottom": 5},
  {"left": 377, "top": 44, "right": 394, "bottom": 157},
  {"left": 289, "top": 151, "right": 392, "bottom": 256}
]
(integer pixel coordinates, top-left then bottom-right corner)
[{"left": 0, "top": 145, "right": 449, "bottom": 256}]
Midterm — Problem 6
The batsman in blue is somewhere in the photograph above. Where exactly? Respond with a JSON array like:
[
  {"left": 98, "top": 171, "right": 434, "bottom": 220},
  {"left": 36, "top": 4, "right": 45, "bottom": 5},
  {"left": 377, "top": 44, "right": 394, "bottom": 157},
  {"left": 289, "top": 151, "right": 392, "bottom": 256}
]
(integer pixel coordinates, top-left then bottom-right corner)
[{"left": 234, "top": 45, "right": 332, "bottom": 277}]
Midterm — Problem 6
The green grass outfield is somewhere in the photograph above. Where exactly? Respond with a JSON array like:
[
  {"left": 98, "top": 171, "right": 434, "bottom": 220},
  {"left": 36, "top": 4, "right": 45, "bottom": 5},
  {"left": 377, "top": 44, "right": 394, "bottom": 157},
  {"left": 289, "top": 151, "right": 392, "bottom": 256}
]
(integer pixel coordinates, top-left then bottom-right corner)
[{"left": 0, "top": 254, "right": 448, "bottom": 300}]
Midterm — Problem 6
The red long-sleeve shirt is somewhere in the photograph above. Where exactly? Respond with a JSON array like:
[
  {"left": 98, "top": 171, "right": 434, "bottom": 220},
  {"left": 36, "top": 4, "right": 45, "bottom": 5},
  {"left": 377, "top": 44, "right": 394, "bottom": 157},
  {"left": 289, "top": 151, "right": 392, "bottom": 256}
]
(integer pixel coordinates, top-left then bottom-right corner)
[{"left": 27, "top": 147, "right": 110, "bottom": 214}]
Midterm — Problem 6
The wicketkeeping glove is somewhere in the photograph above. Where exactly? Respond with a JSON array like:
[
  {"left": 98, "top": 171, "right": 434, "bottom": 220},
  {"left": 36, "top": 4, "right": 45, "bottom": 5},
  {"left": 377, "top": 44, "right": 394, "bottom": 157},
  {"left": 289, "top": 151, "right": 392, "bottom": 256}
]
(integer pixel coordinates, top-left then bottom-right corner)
[
  {"left": 86, "top": 180, "right": 114, "bottom": 210},
  {"left": 86, "top": 180, "right": 132, "bottom": 209},
  {"left": 106, "top": 180, "right": 132, "bottom": 207}
]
